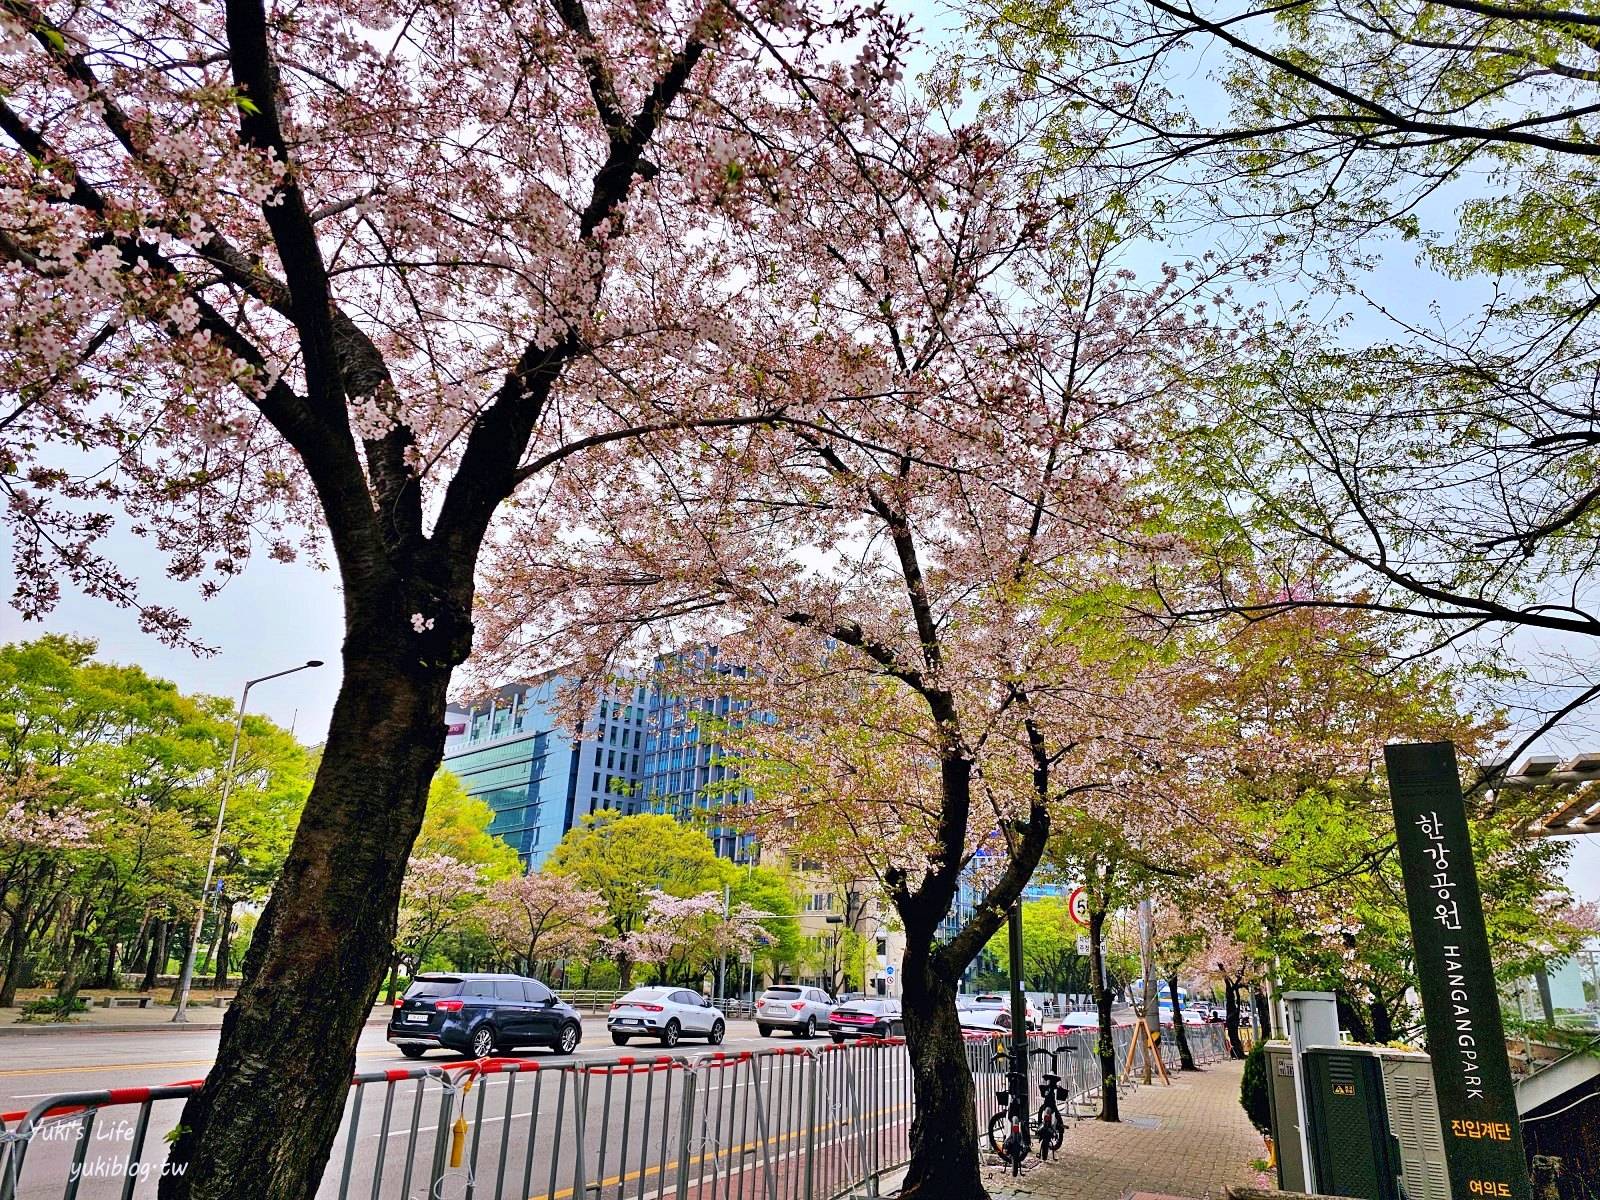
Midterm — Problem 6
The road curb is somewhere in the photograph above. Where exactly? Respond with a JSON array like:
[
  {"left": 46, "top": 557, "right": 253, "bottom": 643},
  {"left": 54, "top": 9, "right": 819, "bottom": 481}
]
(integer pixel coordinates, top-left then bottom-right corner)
[{"left": 0, "top": 1010, "right": 393, "bottom": 1037}]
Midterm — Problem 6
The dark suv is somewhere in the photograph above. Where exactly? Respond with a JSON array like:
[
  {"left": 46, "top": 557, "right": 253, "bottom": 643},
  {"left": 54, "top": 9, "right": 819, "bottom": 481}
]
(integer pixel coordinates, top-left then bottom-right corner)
[{"left": 388, "top": 973, "right": 583, "bottom": 1059}]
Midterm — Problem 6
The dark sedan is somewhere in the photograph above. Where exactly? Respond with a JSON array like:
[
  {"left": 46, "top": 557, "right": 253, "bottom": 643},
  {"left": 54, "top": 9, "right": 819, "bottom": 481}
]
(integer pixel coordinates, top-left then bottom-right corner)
[
  {"left": 388, "top": 973, "right": 583, "bottom": 1059},
  {"left": 828, "top": 998, "right": 904, "bottom": 1042}
]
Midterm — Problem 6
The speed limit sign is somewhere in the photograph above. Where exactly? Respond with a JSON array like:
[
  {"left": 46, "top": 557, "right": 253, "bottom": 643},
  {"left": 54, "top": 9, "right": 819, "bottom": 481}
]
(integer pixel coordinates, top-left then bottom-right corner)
[{"left": 1067, "top": 887, "right": 1089, "bottom": 926}]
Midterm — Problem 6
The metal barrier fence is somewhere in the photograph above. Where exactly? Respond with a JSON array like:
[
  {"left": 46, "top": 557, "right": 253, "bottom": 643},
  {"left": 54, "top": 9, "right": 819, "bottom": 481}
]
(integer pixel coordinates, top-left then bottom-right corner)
[
  {"left": 0, "top": 1040, "right": 914, "bottom": 1200},
  {"left": 0, "top": 1024, "right": 1243, "bottom": 1200},
  {"left": 961, "top": 1021, "right": 1238, "bottom": 1121}
]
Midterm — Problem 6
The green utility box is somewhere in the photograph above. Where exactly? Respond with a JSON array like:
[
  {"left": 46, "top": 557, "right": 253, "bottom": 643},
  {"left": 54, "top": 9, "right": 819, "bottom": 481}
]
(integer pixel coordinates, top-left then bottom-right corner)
[
  {"left": 1301, "top": 1048, "right": 1406, "bottom": 1200},
  {"left": 1266, "top": 1042, "right": 1449, "bottom": 1200}
]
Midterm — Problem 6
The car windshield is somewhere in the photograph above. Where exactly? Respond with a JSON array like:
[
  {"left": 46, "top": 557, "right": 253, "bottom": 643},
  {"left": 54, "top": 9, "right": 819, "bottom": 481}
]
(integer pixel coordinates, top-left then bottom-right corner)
[
  {"left": 972, "top": 995, "right": 1005, "bottom": 1006},
  {"left": 620, "top": 988, "right": 670, "bottom": 1002},
  {"left": 405, "top": 979, "right": 461, "bottom": 998},
  {"left": 764, "top": 988, "right": 802, "bottom": 998},
  {"left": 843, "top": 1000, "right": 888, "bottom": 1013}
]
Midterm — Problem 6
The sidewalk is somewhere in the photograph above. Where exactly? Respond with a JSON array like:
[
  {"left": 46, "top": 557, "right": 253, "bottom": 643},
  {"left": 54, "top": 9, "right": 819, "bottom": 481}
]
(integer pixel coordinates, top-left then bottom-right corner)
[{"left": 987, "top": 1060, "right": 1269, "bottom": 1200}]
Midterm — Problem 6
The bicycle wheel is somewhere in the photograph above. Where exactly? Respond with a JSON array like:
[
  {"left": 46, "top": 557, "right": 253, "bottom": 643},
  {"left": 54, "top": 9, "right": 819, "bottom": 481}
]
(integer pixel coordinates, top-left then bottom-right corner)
[
  {"left": 987, "top": 1112, "right": 1010, "bottom": 1157},
  {"left": 1036, "top": 1106, "right": 1064, "bottom": 1157}
]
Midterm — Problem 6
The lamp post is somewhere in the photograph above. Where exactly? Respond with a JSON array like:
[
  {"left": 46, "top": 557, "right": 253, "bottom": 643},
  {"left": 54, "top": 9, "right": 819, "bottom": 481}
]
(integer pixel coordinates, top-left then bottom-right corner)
[{"left": 172, "top": 659, "right": 323, "bottom": 1022}]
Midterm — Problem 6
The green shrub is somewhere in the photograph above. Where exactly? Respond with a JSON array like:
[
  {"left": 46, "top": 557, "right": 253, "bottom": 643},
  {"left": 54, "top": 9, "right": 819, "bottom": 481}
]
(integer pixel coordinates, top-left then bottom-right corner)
[
  {"left": 1240, "top": 1041, "right": 1272, "bottom": 1135},
  {"left": 18, "top": 995, "right": 88, "bottom": 1022}
]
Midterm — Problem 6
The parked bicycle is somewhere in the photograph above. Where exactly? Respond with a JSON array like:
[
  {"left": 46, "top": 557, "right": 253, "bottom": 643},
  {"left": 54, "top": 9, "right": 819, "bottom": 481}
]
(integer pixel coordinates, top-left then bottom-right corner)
[{"left": 986, "top": 1041, "right": 1031, "bottom": 1174}]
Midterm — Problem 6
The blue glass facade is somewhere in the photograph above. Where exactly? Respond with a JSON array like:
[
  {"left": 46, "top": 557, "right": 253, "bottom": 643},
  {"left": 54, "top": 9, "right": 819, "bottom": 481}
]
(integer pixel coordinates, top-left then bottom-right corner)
[
  {"left": 637, "top": 647, "right": 756, "bottom": 862},
  {"left": 443, "top": 676, "right": 646, "bottom": 870}
]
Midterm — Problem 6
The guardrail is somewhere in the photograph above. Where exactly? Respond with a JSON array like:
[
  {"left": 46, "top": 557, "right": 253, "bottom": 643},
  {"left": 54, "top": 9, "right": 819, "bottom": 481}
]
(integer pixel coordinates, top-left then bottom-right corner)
[
  {"left": 0, "top": 1039, "right": 914, "bottom": 1200},
  {"left": 0, "top": 1022, "right": 1238, "bottom": 1200}
]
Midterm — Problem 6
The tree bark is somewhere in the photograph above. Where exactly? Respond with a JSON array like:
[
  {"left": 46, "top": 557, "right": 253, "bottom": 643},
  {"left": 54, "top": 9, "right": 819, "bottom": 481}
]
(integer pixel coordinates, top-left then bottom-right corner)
[
  {"left": 1223, "top": 979, "right": 1246, "bottom": 1059},
  {"left": 1090, "top": 908, "right": 1120, "bottom": 1121},
  {"left": 1337, "top": 991, "right": 1371, "bottom": 1043},
  {"left": 1252, "top": 987, "right": 1272, "bottom": 1036},
  {"left": 0, "top": 912, "right": 29, "bottom": 1007},
  {"left": 1168, "top": 972, "right": 1195, "bottom": 1071},
  {"left": 1370, "top": 995, "right": 1395, "bottom": 1044},
  {"left": 896, "top": 944, "right": 983, "bottom": 1198},
  {"left": 211, "top": 899, "right": 233, "bottom": 989},
  {"left": 141, "top": 919, "right": 168, "bottom": 991},
  {"left": 159, "top": 645, "right": 453, "bottom": 1200}
]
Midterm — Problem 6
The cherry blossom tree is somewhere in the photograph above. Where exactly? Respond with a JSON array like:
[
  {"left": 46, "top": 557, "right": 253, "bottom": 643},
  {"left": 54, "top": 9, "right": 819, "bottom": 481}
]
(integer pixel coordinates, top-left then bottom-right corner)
[
  {"left": 394, "top": 853, "right": 484, "bottom": 979},
  {"left": 0, "top": 0, "right": 912, "bottom": 1193},
  {"left": 475, "top": 107, "right": 1257, "bottom": 1187},
  {"left": 476, "top": 871, "right": 606, "bottom": 975},
  {"left": 0, "top": 775, "right": 95, "bottom": 1005},
  {"left": 622, "top": 888, "right": 765, "bottom": 985}
]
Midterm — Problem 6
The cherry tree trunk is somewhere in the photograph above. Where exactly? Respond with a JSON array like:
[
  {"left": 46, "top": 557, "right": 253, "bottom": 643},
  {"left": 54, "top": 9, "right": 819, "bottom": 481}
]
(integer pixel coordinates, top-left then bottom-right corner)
[
  {"left": 211, "top": 899, "right": 234, "bottom": 989},
  {"left": 1167, "top": 972, "right": 1195, "bottom": 1071},
  {"left": 141, "top": 920, "right": 167, "bottom": 991},
  {"left": 1090, "top": 909, "right": 1120, "bottom": 1122},
  {"left": 897, "top": 960, "right": 985, "bottom": 1200},
  {"left": 1223, "top": 982, "right": 1246, "bottom": 1058},
  {"left": 159, "top": 643, "right": 451, "bottom": 1200},
  {"left": 0, "top": 914, "right": 28, "bottom": 1007}
]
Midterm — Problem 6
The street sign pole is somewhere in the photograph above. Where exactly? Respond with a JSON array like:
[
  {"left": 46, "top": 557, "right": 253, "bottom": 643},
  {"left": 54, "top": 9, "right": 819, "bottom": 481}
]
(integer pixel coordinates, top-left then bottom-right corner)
[
  {"left": 1007, "top": 902, "right": 1029, "bottom": 1108},
  {"left": 1386, "top": 742, "right": 1531, "bottom": 1200}
]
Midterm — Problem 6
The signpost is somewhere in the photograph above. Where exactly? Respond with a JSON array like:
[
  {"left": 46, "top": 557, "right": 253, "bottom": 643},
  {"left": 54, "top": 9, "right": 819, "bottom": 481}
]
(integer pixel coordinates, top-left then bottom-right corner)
[{"left": 1386, "top": 741, "right": 1531, "bottom": 1200}]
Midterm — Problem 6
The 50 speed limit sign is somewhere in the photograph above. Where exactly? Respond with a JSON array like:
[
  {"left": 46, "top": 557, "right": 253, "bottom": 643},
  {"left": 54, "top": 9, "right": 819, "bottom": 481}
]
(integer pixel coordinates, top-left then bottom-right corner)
[{"left": 1067, "top": 887, "right": 1089, "bottom": 926}]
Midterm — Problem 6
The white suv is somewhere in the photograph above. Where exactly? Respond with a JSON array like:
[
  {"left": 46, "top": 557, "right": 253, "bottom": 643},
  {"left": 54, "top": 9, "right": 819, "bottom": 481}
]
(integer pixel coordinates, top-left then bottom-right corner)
[
  {"left": 755, "top": 985, "right": 834, "bottom": 1038},
  {"left": 609, "top": 986, "right": 726, "bottom": 1048}
]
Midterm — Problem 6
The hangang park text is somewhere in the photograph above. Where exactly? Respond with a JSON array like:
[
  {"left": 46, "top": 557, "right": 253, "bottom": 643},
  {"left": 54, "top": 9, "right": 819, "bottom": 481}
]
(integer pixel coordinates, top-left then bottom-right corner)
[{"left": 2, "top": 2, "right": 1600, "bottom": 1199}]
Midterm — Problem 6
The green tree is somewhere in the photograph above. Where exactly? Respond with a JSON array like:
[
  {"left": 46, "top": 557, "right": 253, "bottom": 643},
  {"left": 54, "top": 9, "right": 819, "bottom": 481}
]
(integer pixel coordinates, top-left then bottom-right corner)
[
  {"left": 985, "top": 896, "right": 1090, "bottom": 1009},
  {"left": 729, "top": 865, "right": 804, "bottom": 986},
  {"left": 415, "top": 773, "right": 523, "bottom": 882},
  {"left": 545, "top": 811, "right": 730, "bottom": 987}
]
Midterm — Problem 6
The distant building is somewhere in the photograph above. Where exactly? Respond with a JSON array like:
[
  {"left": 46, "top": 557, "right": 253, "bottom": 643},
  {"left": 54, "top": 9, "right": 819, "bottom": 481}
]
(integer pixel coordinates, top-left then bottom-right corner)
[
  {"left": 442, "top": 674, "right": 647, "bottom": 870},
  {"left": 638, "top": 645, "right": 757, "bottom": 862}
]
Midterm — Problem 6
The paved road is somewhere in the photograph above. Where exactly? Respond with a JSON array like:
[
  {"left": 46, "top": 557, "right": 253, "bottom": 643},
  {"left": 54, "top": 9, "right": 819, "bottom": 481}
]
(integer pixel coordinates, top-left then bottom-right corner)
[{"left": 0, "top": 1019, "right": 912, "bottom": 1200}]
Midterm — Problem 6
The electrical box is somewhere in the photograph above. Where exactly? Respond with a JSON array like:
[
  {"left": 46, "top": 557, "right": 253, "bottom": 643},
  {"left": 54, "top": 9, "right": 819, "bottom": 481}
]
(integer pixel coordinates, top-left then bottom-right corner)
[
  {"left": 1266, "top": 1042, "right": 1451, "bottom": 1200},
  {"left": 1265, "top": 1043, "right": 1309, "bottom": 1192},
  {"left": 1379, "top": 1049, "right": 1450, "bottom": 1200},
  {"left": 1303, "top": 1048, "right": 1405, "bottom": 1199}
]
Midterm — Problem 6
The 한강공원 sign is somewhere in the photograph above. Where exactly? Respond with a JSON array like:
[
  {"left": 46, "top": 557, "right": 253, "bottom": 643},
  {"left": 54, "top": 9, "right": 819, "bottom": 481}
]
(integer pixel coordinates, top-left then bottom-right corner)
[{"left": 1385, "top": 741, "right": 1531, "bottom": 1200}]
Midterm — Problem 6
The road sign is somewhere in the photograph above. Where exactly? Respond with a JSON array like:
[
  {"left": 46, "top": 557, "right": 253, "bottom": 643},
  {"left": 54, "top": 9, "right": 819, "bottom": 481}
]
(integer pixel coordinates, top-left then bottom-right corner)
[
  {"left": 1067, "top": 887, "right": 1089, "bottom": 926},
  {"left": 885, "top": 964, "right": 895, "bottom": 978},
  {"left": 1387, "top": 742, "right": 1531, "bottom": 1200},
  {"left": 1076, "top": 935, "right": 1091, "bottom": 956}
]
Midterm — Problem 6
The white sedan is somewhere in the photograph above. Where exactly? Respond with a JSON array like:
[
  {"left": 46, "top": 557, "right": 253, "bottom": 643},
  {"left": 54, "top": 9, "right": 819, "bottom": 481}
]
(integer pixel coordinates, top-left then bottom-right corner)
[
  {"left": 608, "top": 986, "right": 726, "bottom": 1048},
  {"left": 971, "top": 993, "right": 1042, "bottom": 1030},
  {"left": 958, "top": 1006, "right": 1015, "bottom": 1035},
  {"left": 1055, "top": 1010, "right": 1102, "bottom": 1033}
]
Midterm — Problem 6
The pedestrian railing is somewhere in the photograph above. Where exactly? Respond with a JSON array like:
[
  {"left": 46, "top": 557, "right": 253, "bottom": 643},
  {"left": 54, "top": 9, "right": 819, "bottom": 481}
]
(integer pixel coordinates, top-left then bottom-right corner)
[
  {"left": 0, "top": 1024, "right": 1240, "bottom": 1200},
  {"left": 0, "top": 1039, "right": 914, "bottom": 1200}
]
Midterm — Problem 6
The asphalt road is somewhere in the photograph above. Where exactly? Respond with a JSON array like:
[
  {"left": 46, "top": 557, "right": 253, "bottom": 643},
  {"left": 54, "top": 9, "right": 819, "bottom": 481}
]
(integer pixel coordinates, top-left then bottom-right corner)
[{"left": 0, "top": 1018, "right": 913, "bottom": 1200}]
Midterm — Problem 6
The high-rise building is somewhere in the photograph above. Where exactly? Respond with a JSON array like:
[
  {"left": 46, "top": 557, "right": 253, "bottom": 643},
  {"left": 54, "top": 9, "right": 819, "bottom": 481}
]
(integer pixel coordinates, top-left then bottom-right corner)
[
  {"left": 638, "top": 645, "right": 756, "bottom": 862},
  {"left": 442, "top": 674, "right": 647, "bottom": 870}
]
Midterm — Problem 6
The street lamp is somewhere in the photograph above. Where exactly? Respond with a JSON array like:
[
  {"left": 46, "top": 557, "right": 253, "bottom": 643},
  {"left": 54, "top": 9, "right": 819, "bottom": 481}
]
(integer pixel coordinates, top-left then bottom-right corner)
[{"left": 172, "top": 659, "right": 324, "bottom": 1022}]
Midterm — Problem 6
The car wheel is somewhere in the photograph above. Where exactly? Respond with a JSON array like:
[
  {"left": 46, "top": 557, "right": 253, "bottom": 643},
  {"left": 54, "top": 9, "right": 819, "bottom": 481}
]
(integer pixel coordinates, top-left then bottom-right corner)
[
  {"left": 399, "top": 1045, "right": 425, "bottom": 1059},
  {"left": 661, "top": 1019, "right": 680, "bottom": 1048},
  {"left": 612, "top": 1032, "right": 631, "bottom": 1046},
  {"left": 758, "top": 1024, "right": 772, "bottom": 1038},
  {"left": 553, "top": 1022, "right": 580, "bottom": 1055},
  {"left": 709, "top": 1019, "right": 725, "bottom": 1046},
  {"left": 470, "top": 1025, "right": 496, "bottom": 1059},
  {"left": 804, "top": 1016, "right": 817, "bottom": 1038}
]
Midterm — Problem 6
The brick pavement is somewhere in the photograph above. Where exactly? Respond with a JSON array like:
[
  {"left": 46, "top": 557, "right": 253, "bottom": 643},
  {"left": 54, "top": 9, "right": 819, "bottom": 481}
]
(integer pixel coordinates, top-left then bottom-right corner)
[{"left": 985, "top": 1060, "right": 1272, "bottom": 1200}]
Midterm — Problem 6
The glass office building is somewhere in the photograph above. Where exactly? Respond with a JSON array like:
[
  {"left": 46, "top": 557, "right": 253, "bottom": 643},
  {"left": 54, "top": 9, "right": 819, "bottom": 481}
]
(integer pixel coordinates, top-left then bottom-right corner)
[
  {"left": 442, "top": 675, "right": 647, "bottom": 870},
  {"left": 637, "top": 646, "right": 756, "bottom": 862}
]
